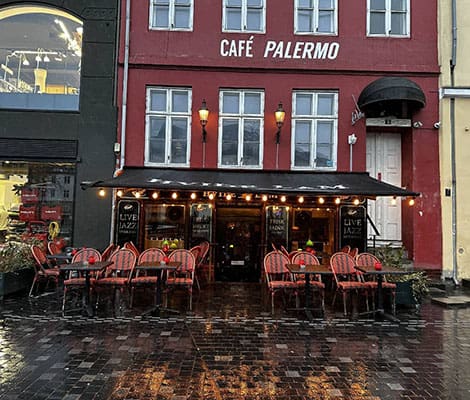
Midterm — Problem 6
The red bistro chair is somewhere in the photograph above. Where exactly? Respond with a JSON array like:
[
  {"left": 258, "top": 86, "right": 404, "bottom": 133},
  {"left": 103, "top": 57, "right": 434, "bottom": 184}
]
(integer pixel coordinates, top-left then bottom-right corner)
[
  {"left": 330, "top": 252, "right": 368, "bottom": 316},
  {"left": 263, "top": 251, "right": 298, "bottom": 315},
  {"left": 123, "top": 241, "right": 140, "bottom": 258},
  {"left": 291, "top": 252, "right": 325, "bottom": 303},
  {"left": 189, "top": 245, "right": 202, "bottom": 290},
  {"left": 356, "top": 252, "right": 397, "bottom": 315},
  {"left": 101, "top": 243, "right": 119, "bottom": 261},
  {"left": 29, "top": 245, "right": 60, "bottom": 297},
  {"left": 130, "top": 248, "right": 166, "bottom": 307},
  {"left": 165, "top": 249, "right": 196, "bottom": 311}
]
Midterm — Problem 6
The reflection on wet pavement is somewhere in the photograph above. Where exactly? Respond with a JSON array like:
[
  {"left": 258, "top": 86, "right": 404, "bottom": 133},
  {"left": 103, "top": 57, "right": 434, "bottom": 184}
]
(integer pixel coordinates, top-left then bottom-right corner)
[{"left": 0, "top": 283, "right": 470, "bottom": 399}]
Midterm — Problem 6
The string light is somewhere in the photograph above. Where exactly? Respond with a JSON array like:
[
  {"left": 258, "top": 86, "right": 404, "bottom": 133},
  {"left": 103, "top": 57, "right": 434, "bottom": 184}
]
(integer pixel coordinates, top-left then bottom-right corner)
[
  {"left": 171, "top": 192, "right": 178, "bottom": 200},
  {"left": 208, "top": 192, "right": 215, "bottom": 200},
  {"left": 334, "top": 197, "right": 341, "bottom": 205},
  {"left": 318, "top": 197, "right": 325, "bottom": 204},
  {"left": 134, "top": 191, "right": 141, "bottom": 199},
  {"left": 245, "top": 194, "right": 252, "bottom": 201},
  {"left": 98, "top": 189, "right": 106, "bottom": 197},
  {"left": 116, "top": 190, "right": 123, "bottom": 197},
  {"left": 280, "top": 195, "right": 286, "bottom": 202},
  {"left": 298, "top": 196, "right": 304, "bottom": 204},
  {"left": 353, "top": 198, "right": 360, "bottom": 206},
  {"left": 190, "top": 192, "right": 197, "bottom": 200},
  {"left": 262, "top": 194, "right": 268, "bottom": 202},
  {"left": 152, "top": 192, "right": 159, "bottom": 200},
  {"left": 226, "top": 194, "right": 232, "bottom": 201}
]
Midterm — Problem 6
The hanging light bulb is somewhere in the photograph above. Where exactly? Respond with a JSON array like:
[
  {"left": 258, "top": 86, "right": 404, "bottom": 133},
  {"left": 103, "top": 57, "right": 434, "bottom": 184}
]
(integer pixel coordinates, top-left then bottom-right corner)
[
  {"left": 152, "top": 192, "right": 159, "bottom": 200},
  {"left": 208, "top": 192, "right": 215, "bottom": 200},
  {"left": 334, "top": 197, "right": 341, "bottom": 205},
  {"left": 190, "top": 192, "right": 197, "bottom": 200},
  {"left": 318, "top": 197, "right": 325, "bottom": 204},
  {"left": 171, "top": 192, "right": 178, "bottom": 199},
  {"left": 116, "top": 190, "right": 123, "bottom": 197},
  {"left": 262, "top": 194, "right": 268, "bottom": 202},
  {"left": 226, "top": 194, "right": 232, "bottom": 201},
  {"left": 280, "top": 195, "right": 286, "bottom": 202},
  {"left": 245, "top": 194, "right": 252, "bottom": 201},
  {"left": 98, "top": 189, "right": 106, "bottom": 197},
  {"left": 298, "top": 196, "right": 304, "bottom": 204},
  {"left": 353, "top": 198, "right": 360, "bottom": 206}
]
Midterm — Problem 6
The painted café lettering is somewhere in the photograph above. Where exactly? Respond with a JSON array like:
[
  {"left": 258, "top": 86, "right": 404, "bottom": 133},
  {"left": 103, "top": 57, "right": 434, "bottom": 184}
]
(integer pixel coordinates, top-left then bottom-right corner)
[{"left": 220, "top": 37, "right": 340, "bottom": 60}]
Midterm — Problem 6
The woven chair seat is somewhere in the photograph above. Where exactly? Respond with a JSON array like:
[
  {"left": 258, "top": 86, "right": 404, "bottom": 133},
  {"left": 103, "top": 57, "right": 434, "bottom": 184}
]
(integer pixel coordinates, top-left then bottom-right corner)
[
  {"left": 64, "top": 277, "right": 97, "bottom": 286},
  {"left": 96, "top": 277, "right": 128, "bottom": 286},
  {"left": 268, "top": 281, "right": 297, "bottom": 290},
  {"left": 337, "top": 281, "right": 365, "bottom": 290},
  {"left": 131, "top": 276, "right": 158, "bottom": 284},
  {"left": 166, "top": 277, "right": 192, "bottom": 286},
  {"left": 295, "top": 279, "right": 325, "bottom": 289}
]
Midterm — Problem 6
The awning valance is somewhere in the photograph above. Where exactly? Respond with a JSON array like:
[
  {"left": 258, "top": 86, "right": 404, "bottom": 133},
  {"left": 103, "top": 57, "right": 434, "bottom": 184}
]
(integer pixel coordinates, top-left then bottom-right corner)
[
  {"left": 82, "top": 167, "right": 419, "bottom": 198},
  {"left": 357, "top": 77, "right": 426, "bottom": 111}
]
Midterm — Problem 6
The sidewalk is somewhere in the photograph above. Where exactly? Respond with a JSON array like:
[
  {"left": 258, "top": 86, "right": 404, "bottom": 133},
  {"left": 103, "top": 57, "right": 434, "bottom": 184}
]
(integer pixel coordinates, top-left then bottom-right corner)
[{"left": 1, "top": 283, "right": 470, "bottom": 399}]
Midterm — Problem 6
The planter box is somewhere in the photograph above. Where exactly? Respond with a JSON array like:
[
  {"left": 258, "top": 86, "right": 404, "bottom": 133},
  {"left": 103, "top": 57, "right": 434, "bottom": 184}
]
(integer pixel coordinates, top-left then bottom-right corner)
[
  {"left": 0, "top": 268, "right": 34, "bottom": 300},
  {"left": 395, "top": 280, "right": 416, "bottom": 307}
]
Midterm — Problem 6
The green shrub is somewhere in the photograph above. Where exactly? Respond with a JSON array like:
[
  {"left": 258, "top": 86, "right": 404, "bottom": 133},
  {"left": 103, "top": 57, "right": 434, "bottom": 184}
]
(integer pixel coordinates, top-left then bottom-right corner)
[{"left": 0, "top": 241, "right": 36, "bottom": 273}]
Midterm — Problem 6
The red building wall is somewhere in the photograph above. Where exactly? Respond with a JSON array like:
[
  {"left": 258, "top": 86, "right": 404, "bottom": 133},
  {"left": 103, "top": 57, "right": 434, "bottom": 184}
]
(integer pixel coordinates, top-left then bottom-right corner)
[{"left": 117, "top": 0, "right": 441, "bottom": 270}]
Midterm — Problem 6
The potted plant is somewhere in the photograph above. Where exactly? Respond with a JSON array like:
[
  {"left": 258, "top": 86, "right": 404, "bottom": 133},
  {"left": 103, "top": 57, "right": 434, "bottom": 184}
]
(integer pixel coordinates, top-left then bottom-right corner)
[
  {"left": 371, "top": 245, "right": 430, "bottom": 307},
  {"left": 0, "top": 240, "right": 37, "bottom": 299}
]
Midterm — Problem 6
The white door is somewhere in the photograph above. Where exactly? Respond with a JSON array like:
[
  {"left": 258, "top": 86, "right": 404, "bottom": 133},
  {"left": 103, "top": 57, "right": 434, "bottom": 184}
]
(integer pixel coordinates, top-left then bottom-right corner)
[{"left": 366, "top": 133, "right": 402, "bottom": 244}]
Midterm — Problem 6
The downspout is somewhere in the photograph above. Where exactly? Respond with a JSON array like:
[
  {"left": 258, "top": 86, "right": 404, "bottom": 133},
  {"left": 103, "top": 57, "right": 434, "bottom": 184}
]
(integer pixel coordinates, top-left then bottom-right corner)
[
  {"left": 450, "top": 0, "right": 459, "bottom": 285},
  {"left": 110, "top": 0, "right": 131, "bottom": 243}
]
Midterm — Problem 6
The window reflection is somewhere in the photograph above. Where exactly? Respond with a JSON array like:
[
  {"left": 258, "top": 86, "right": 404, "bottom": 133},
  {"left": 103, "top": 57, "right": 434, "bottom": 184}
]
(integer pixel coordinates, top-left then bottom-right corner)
[{"left": 0, "top": 5, "right": 82, "bottom": 111}]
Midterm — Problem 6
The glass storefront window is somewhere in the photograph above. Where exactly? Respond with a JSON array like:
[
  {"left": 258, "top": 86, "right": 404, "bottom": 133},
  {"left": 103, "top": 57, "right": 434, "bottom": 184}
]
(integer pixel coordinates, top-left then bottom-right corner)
[
  {"left": 144, "top": 204, "right": 186, "bottom": 250},
  {"left": 0, "top": 161, "right": 75, "bottom": 246},
  {"left": 0, "top": 5, "right": 83, "bottom": 111}
]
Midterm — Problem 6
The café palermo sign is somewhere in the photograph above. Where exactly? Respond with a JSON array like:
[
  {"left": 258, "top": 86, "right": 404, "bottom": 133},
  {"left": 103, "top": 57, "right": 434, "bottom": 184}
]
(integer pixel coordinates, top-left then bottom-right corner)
[{"left": 220, "top": 36, "right": 340, "bottom": 60}]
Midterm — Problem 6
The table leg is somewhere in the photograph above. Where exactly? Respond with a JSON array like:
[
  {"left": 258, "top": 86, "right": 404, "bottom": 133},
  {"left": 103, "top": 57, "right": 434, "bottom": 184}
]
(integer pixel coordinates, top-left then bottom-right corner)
[{"left": 84, "top": 271, "right": 94, "bottom": 317}]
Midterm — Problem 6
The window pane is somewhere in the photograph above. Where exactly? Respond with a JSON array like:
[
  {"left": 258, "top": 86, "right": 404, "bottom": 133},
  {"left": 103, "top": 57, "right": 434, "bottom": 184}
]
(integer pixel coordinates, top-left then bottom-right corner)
[
  {"left": 244, "top": 93, "right": 261, "bottom": 114},
  {"left": 154, "top": 5, "right": 169, "bottom": 27},
  {"left": 149, "top": 117, "right": 166, "bottom": 163},
  {"left": 319, "top": 0, "right": 334, "bottom": 8},
  {"left": 298, "top": 10, "right": 313, "bottom": 32},
  {"left": 174, "top": 8, "right": 190, "bottom": 28},
  {"left": 369, "top": 12, "right": 385, "bottom": 34},
  {"left": 227, "top": 0, "right": 242, "bottom": 5},
  {"left": 295, "top": 94, "right": 313, "bottom": 115},
  {"left": 370, "top": 0, "right": 385, "bottom": 10},
  {"left": 246, "top": 10, "right": 262, "bottom": 31},
  {"left": 243, "top": 119, "right": 260, "bottom": 142},
  {"left": 221, "top": 143, "right": 238, "bottom": 165},
  {"left": 391, "top": 13, "right": 406, "bottom": 34},
  {"left": 175, "top": 0, "right": 191, "bottom": 4},
  {"left": 391, "top": 0, "right": 407, "bottom": 11},
  {"left": 226, "top": 10, "right": 242, "bottom": 30},
  {"left": 171, "top": 117, "right": 188, "bottom": 139},
  {"left": 318, "top": 11, "right": 333, "bottom": 33},
  {"left": 243, "top": 143, "right": 260, "bottom": 165},
  {"left": 317, "top": 94, "right": 334, "bottom": 115},
  {"left": 171, "top": 140, "right": 187, "bottom": 163},
  {"left": 299, "top": 0, "right": 313, "bottom": 6},
  {"left": 223, "top": 93, "right": 240, "bottom": 114},
  {"left": 172, "top": 91, "right": 188, "bottom": 112},
  {"left": 295, "top": 121, "right": 311, "bottom": 144},
  {"left": 150, "top": 91, "right": 166, "bottom": 111},
  {"left": 316, "top": 121, "right": 333, "bottom": 167},
  {"left": 222, "top": 119, "right": 239, "bottom": 141},
  {"left": 247, "top": 0, "right": 262, "bottom": 6}
]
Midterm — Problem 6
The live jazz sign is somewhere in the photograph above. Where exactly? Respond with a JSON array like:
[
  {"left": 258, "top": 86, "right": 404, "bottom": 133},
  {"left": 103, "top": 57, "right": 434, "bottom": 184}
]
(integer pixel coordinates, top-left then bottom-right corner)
[{"left": 220, "top": 37, "right": 340, "bottom": 60}]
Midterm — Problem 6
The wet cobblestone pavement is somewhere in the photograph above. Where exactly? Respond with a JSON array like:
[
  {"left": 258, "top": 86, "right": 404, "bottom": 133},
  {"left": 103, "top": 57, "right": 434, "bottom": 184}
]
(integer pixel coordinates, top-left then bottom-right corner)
[{"left": 1, "top": 283, "right": 470, "bottom": 399}]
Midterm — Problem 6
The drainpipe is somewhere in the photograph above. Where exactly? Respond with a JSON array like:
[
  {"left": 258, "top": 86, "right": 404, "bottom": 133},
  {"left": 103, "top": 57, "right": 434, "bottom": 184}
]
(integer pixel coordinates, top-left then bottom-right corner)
[
  {"left": 110, "top": 0, "right": 131, "bottom": 244},
  {"left": 450, "top": 0, "right": 459, "bottom": 285}
]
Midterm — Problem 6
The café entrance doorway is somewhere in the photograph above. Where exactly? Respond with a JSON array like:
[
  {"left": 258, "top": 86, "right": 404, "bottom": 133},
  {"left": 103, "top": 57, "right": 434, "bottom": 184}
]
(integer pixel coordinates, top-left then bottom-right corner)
[{"left": 215, "top": 206, "right": 262, "bottom": 282}]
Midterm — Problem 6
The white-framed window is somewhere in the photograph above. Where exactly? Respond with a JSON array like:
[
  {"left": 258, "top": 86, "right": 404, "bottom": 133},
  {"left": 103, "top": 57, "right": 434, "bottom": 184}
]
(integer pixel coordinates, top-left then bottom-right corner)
[
  {"left": 145, "top": 87, "right": 192, "bottom": 167},
  {"left": 294, "top": 0, "right": 337, "bottom": 35},
  {"left": 218, "top": 89, "right": 264, "bottom": 168},
  {"left": 223, "top": 0, "right": 265, "bottom": 33},
  {"left": 149, "top": 0, "right": 193, "bottom": 30},
  {"left": 367, "top": 0, "right": 409, "bottom": 37},
  {"left": 291, "top": 91, "right": 338, "bottom": 170}
]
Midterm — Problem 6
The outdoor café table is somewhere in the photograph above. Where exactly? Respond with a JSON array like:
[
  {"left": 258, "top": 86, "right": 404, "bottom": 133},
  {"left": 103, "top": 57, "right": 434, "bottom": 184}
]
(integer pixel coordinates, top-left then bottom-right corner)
[
  {"left": 60, "top": 261, "right": 112, "bottom": 317},
  {"left": 355, "top": 264, "right": 408, "bottom": 321},
  {"left": 286, "top": 264, "right": 332, "bottom": 319},
  {"left": 134, "top": 261, "right": 181, "bottom": 315},
  {"left": 47, "top": 253, "right": 73, "bottom": 263}
]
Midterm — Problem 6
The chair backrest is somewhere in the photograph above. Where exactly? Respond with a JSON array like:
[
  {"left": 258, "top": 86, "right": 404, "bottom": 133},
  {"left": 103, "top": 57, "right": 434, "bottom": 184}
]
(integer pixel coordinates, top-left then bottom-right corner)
[
  {"left": 138, "top": 248, "right": 166, "bottom": 264},
  {"left": 340, "top": 245, "right": 351, "bottom": 254},
  {"left": 356, "top": 252, "right": 380, "bottom": 267},
  {"left": 101, "top": 243, "right": 119, "bottom": 261},
  {"left": 291, "top": 251, "right": 320, "bottom": 266},
  {"left": 47, "top": 241, "right": 61, "bottom": 255},
  {"left": 263, "top": 251, "right": 290, "bottom": 276},
  {"left": 330, "top": 252, "right": 357, "bottom": 282},
  {"left": 279, "top": 245, "right": 290, "bottom": 259},
  {"left": 72, "top": 248, "right": 102, "bottom": 263},
  {"left": 189, "top": 245, "right": 202, "bottom": 264},
  {"left": 349, "top": 247, "right": 359, "bottom": 258},
  {"left": 123, "top": 241, "right": 140, "bottom": 258},
  {"left": 198, "top": 241, "right": 210, "bottom": 263},
  {"left": 108, "top": 249, "right": 137, "bottom": 281},
  {"left": 31, "top": 245, "right": 49, "bottom": 272},
  {"left": 169, "top": 249, "right": 196, "bottom": 275}
]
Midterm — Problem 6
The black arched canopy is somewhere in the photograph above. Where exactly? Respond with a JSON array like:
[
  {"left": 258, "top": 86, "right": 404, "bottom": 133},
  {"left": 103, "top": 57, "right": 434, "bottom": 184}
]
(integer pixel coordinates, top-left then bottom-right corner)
[{"left": 358, "top": 77, "right": 426, "bottom": 113}]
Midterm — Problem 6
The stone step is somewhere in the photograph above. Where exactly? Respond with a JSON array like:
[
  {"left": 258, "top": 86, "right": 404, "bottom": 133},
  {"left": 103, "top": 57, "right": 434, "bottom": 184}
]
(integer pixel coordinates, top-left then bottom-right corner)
[{"left": 431, "top": 295, "right": 470, "bottom": 307}]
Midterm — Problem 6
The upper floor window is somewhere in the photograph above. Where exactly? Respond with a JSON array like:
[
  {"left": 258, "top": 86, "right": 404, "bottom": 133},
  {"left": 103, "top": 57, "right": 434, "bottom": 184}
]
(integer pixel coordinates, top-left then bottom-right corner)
[
  {"left": 367, "top": 0, "right": 409, "bottom": 37},
  {"left": 295, "top": 0, "right": 337, "bottom": 35},
  {"left": 0, "top": 5, "right": 82, "bottom": 111},
  {"left": 145, "top": 87, "right": 192, "bottom": 167},
  {"left": 219, "top": 89, "right": 264, "bottom": 168},
  {"left": 223, "top": 0, "right": 265, "bottom": 33},
  {"left": 291, "top": 91, "right": 338, "bottom": 170},
  {"left": 149, "top": 0, "right": 193, "bottom": 30}
]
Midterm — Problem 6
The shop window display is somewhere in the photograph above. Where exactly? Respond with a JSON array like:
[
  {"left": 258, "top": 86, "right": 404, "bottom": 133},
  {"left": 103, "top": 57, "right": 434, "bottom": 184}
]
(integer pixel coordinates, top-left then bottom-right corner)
[{"left": 0, "top": 162, "right": 75, "bottom": 247}]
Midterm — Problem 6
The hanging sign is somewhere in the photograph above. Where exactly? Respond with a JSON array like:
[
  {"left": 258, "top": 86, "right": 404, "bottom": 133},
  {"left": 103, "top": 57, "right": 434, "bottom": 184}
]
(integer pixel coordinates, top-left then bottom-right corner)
[{"left": 339, "top": 205, "right": 367, "bottom": 252}]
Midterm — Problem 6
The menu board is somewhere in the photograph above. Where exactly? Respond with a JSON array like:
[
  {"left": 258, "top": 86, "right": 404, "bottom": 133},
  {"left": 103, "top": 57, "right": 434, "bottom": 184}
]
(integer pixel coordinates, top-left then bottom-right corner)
[
  {"left": 190, "top": 204, "right": 212, "bottom": 246},
  {"left": 116, "top": 200, "right": 140, "bottom": 247},
  {"left": 339, "top": 205, "right": 366, "bottom": 252},
  {"left": 266, "top": 206, "right": 289, "bottom": 248}
]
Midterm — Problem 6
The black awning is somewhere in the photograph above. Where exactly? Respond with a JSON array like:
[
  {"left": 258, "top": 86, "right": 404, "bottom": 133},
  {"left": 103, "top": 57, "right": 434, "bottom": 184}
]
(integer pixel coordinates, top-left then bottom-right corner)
[
  {"left": 82, "top": 167, "right": 418, "bottom": 198},
  {"left": 357, "top": 77, "right": 426, "bottom": 110}
]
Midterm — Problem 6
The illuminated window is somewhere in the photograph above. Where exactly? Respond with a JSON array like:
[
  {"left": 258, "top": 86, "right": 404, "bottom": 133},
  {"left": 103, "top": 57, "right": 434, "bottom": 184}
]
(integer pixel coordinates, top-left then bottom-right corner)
[{"left": 0, "top": 5, "right": 83, "bottom": 111}]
